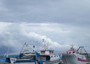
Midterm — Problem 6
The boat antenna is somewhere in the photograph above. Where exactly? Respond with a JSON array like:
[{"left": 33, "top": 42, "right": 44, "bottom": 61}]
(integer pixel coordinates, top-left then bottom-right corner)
[
  {"left": 42, "top": 39, "right": 48, "bottom": 50},
  {"left": 20, "top": 42, "right": 36, "bottom": 54},
  {"left": 4, "top": 47, "right": 9, "bottom": 57},
  {"left": 20, "top": 42, "right": 26, "bottom": 54},
  {"left": 77, "top": 46, "right": 87, "bottom": 55}
]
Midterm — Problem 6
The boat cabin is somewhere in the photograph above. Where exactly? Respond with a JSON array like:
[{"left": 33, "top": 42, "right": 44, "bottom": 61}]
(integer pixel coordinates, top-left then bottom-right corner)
[{"left": 40, "top": 50, "right": 54, "bottom": 55}]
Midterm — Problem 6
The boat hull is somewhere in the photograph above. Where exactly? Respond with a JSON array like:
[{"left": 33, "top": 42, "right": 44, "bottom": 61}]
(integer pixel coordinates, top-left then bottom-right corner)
[{"left": 62, "top": 54, "right": 90, "bottom": 64}]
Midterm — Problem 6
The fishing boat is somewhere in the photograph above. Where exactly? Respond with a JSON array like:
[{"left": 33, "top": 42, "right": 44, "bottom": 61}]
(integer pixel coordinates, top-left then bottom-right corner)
[
  {"left": 0, "top": 43, "right": 50, "bottom": 64},
  {"left": 13, "top": 43, "right": 51, "bottom": 64},
  {"left": 16, "top": 39, "right": 62, "bottom": 64},
  {"left": 62, "top": 45, "right": 90, "bottom": 64},
  {"left": 0, "top": 39, "right": 63, "bottom": 64},
  {"left": 38, "top": 39, "right": 62, "bottom": 64}
]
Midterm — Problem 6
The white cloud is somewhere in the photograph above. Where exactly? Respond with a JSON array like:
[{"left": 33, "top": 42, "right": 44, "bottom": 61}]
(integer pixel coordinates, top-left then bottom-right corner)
[
  {"left": 0, "top": 0, "right": 90, "bottom": 53},
  {"left": 0, "top": 22, "right": 70, "bottom": 53},
  {"left": 21, "top": 31, "right": 71, "bottom": 52},
  {"left": 0, "top": 22, "right": 90, "bottom": 54},
  {"left": 0, "top": 22, "right": 11, "bottom": 33}
]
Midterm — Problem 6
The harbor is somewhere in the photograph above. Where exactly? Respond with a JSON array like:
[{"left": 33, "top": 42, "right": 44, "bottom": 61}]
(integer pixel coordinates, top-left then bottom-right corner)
[
  {"left": 0, "top": 42, "right": 62, "bottom": 64},
  {"left": 0, "top": 43, "right": 90, "bottom": 64},
  {"left": 0, "top": 0, "right": 90, "bottom": 64}
]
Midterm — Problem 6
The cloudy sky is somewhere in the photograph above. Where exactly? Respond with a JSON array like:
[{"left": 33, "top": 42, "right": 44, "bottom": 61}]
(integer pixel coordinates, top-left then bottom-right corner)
[{"left": 0, "top": 0, "right": 90, "bottom": 54}]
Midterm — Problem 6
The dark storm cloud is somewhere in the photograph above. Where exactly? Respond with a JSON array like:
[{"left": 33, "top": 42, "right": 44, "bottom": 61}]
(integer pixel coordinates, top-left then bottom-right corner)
[
  {"left": 0, "top": 0, "right": 90, "bottom": 26},
  {"left": 0, "top": 0, "right": 90, "bottom": 54}
]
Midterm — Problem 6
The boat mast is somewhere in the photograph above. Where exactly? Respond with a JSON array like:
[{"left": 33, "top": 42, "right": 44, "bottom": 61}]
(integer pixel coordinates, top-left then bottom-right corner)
[{"left": 42, "top": 39, "right": 49, "bottom": 50}]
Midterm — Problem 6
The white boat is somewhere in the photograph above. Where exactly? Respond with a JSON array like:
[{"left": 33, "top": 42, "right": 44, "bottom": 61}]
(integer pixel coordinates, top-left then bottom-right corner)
[
  {"left": 39, "top": 49, "right": 62, "bottom": 64},
  {"left": 0, "top": 43, "right": 50, "bottom": 64},
  {"left": 14, "top": 43, "right": 51, "bottom": 64},
  {"left": 62, "top": 46, "right": 90, "bottom": 64},
  {"left": 9, "top": 41, "right": 62, "bottom": 64},
  {"left": 38, "top": 39, "right": 63, "bottom": 64}
]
